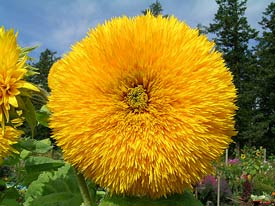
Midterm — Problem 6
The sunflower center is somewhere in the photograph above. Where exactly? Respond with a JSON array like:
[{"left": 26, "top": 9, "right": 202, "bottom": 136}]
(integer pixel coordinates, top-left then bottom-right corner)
[{"left": 125, "top": 85, "right": 148, "bottom": 112}]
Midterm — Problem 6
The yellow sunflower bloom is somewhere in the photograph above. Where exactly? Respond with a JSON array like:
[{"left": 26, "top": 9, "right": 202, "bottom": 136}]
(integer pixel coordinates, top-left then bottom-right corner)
[
  {"left": 256, "top": 151, "right": 261, "bottom": 157},
  {"left": 0, "top": 126, "right": 23, "bottom": 163},
  {"left": 241, "top": 154, "right": 246, "bottom": 159},
  {"left": 48, "top": 14, "right": 237, "bottom": 198},
  {"left": 0, "top": 26, "right": 38, "bottom": 128}
]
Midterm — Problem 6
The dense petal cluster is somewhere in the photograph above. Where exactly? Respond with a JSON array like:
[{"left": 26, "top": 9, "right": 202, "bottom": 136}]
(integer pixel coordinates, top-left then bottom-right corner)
[
  {"left": 0, "top": 27, "right": 38, "bottom": 127},
  {"left": 0, "top": 126, "right": 23, "bottom": 162},
  {"left": 48, "top": 14, "right": 237, "bottom": 198}
]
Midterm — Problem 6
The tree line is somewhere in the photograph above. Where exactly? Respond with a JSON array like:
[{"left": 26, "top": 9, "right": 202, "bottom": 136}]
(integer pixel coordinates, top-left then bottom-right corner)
[
  {"left": 30, "top": 0, "right": 275, "bottom": 153},
  {"left": 204, "top": 0, "right": 275, "bottom": 154}
]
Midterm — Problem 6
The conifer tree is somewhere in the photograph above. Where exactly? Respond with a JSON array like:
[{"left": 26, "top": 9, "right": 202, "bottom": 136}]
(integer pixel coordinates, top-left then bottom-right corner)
[
  {"left": 29, "top": 49, "right": 59, "bottom": 91},
  {"left": 207, "top": 0, "right": 258, "bottom": 146},
  {"left": 254, "top": 2, "right": 275, "bottom": 151},
  {"left": 142, "top": 0, "right": 168, "bottom": 17}
]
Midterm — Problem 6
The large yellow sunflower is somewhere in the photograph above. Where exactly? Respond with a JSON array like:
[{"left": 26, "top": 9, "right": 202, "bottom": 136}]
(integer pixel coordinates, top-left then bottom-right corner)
[
  {"left": 0, "top": 27, "right": 38, "bottom": 128},
  {"left": 48, "top": 14, "right": 237, "bottom": 198},
  {"left": 0, "top": 126, "right": 23, "bottom": 163}
]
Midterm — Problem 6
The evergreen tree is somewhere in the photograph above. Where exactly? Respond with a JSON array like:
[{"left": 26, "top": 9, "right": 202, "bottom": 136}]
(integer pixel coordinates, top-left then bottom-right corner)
[
  {"left": 27, "top": 49, "right": 59, "bottom": 140},
  {"left": 142, "top": 0, "right": 168, "bottom": 17},
  {"left": 197, "top": 23, "right": 208, "bottom": 35},
  {"left": 29, "top": 49, "right": 59, "bottom": 91},
  {"left": 254, "top": 2, "right": 275, "bottom": 152},
  {"left": 206, "top": 0, "right": 258, "bottom": 146}
]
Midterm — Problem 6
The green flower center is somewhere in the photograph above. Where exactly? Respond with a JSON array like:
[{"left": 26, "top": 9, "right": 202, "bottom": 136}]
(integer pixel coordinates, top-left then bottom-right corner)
[{"left": 125, "top": 85, "right": 148, "bottom": 112}]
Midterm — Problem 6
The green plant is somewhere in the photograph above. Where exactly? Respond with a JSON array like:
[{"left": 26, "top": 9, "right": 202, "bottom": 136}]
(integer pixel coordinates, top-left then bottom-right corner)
[
  {"left": 252, "top": 182, "right": 275, "bottom": 196},
  {"left": 215, "top": 146, "right": 275, "bottom": 203}
]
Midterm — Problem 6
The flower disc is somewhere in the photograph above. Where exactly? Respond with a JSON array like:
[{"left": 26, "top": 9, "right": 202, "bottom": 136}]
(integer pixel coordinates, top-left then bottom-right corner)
[{"left": 48, "top": 14, "right": 237, "bottom": 198}]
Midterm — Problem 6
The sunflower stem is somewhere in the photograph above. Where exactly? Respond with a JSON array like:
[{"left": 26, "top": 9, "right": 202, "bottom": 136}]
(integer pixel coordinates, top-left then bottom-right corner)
[{"left": 76, "top": 171, "right": 93, "bottom": 206}]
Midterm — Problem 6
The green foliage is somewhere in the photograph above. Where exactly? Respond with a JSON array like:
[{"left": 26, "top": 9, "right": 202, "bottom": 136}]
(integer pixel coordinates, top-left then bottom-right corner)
[
  {"left": 35, "top": 105, "right": 50, "bottom": 127},
  {"left": 253, "top": 2, "right": 275, "bottom": 153},
  {"left": 251, "top": 161, "right": 275, "bottom": 195},
  {"left": 32, "top": 103, "right": 51, "bottom": 141},
  {"left": 99, "top": 191, "right": 202, "bottom": 206},
  {"left": 215, "top": 147, "right": 275, "bottom": 203},
  {"left": 0, "top": 187, "right": 21, "bottom": 206},
  {"left": 24, "top": 164, "right": 83, "bottom": 206},
  {"left": 24, "top": 157, "right": 64, "bottom": 173},
  {"left": 252, "top": 181, "right": 275, "bottom": 196},
  {"left": 18, "top": 138, "right": 52, "bottom": 154},
  {"left": 239, "top": 147, "right": 270, "bottom": 176},
  {"left": 0, "top": 138, "right": 64, "bottom": 205},
  {"left": 2, "top": 139, "right": 64, "bottom": 187},
  {"left": 19, "top": 45, "right": 39, "bottom": 77},
  {"left": 17, "top": 96, "right": 37, "bottom": 137},
  {"left": 1, "top": 138, "right": 97, "bottom": 206}
]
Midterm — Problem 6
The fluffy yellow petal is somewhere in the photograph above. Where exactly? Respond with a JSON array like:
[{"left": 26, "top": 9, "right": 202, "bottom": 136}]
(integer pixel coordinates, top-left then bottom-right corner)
[
  {"left": 0, "top": 126, "right": 23, "bottom": 162},
  {"left": 0, "top": 26, "right": 19, "bottom": 70},
  {"left": 48, "top": 14, "right": 237, "bottom": 198}
]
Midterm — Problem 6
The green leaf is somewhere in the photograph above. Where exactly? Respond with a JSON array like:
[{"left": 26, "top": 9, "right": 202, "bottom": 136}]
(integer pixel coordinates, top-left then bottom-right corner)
[
  {"left": 17, "top": 96, "right": 37, "bottom": 137},
  {"left": 0, "top": 180, "right": 5, "bottom": 187},
  {"left": 35, "top": 111, "right": 49, "bottom": 127},
  {"left": 29, "top": 193, "right": 80, "bottom": 206},
  {"left": 250, "top": 169, "right": 257, "bottom": 175},
  {"left": 22, "top": 171, "right": 44, "bottom": 186},
  {"left": 25, "top": 69, "right": 39, "bottom": 77},
  {"left": 24, "top": 156, "right": 64, "bottom": 173},
  {"left": 20, "top": 45, "right": 38, "bottom": 57},
  {"left": 2, "top": 153, "right": 20, "bottom": 166},
  {"left": 24, "top": 164, "right": 85, "bottom": 206},
  {"left": 40, "top": 105, "right": 50, "bottom": 114},
  {"left": 0, "top": 198, "right": 20, "bottom": 206},
  {"left": 0, "top": 188, "right": 21, "bottom": 206},
  {"left": 34, "top": 139, "right": 52, "bottom": 153},
  {"left": 20, "top": 149, "right": 32, "bottom": 160},
  {"left": 2, "top": 187, "right": 20, "bottom": 199},
  {"left": 18, "top": 139, "right": 37, "bottom": 151},
  {"left": 96, "top": 191, "right": 106, "bottom": 200},
  {"left": 18, "top": 89, "right": 32, "bottom": 98},
  {"left": 23, "top": 97, "right": 37, "bottom": 137},
  {"left": 18, "top": 138, "right": 52, "bottom": 153},
  {"left": 99, "top": 191, "right": 202, "bottom": 206}
]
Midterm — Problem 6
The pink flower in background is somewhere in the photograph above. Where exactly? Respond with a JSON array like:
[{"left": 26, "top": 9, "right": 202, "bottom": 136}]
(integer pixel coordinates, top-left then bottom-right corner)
[
  {"left": 228, "top": 158, "right": 240, "bottom": 164},
  {"left": 202, "top": 175, "right": 217, "bottom": 187}
]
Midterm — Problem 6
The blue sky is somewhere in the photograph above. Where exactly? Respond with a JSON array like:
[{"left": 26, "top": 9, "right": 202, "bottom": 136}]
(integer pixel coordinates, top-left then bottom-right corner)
[{"left": 1, "top": 0, "right": 273, "bottom": 59}]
